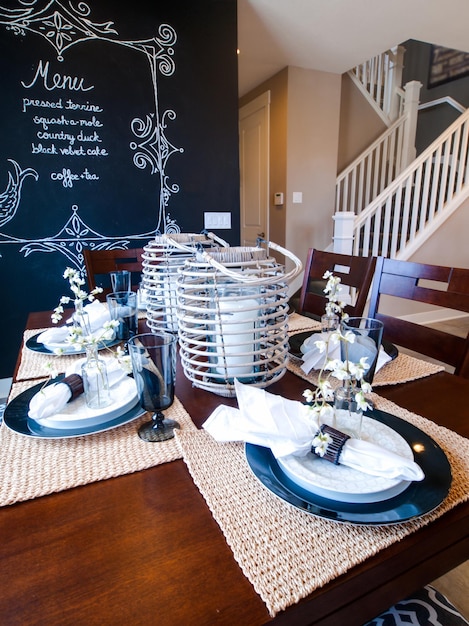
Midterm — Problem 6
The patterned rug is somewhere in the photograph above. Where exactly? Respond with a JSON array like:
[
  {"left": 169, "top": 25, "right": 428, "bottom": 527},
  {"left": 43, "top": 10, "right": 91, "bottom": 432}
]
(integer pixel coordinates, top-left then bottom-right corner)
[{"left": 364, "top": 585, "right": 469, "bottom": 625}]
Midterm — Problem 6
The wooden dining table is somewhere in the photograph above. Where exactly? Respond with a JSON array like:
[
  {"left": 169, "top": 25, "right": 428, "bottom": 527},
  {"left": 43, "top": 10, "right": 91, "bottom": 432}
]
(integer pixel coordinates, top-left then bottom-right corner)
[{"left": 1, "top": 310, "right": 469, "bottom": 626}]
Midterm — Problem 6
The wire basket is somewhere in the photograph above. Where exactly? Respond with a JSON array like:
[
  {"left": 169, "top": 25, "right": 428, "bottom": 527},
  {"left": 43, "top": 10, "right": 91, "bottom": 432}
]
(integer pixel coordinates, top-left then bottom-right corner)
[
  {"left": 142, "top": 232, "right": 229, "bottom": 333},
  {"left": 176, "top": 240, "right": 302, "bottom": 397}
]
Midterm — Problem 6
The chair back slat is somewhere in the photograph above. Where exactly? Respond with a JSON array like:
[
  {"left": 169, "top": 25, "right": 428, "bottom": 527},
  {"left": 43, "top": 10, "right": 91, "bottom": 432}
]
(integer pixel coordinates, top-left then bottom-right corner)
[
  {"left": 368, "top": 257, "right": 469, "bottom": 377},
  {"left": 297, "top": 249, "right": 376, "bottom": 320},
  {"left": 83, "top": 248, "right": 144, "bottom": 297}
]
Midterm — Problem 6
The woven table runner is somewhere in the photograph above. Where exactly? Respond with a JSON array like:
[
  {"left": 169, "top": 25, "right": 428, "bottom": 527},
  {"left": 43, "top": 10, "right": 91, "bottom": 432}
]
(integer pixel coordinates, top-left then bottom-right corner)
[
  {"left": 0, "top": 380, "right": 196, "bottom": 506},
  {"left": 176, "top": 396, "right": 469, "bottom": 617}
]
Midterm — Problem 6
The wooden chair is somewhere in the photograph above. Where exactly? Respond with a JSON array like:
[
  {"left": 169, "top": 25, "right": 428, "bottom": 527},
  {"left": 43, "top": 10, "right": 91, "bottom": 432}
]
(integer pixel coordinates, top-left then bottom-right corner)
[
  {"left": 368, "top": 256, "right": 469, "bottom": 377},
  {"left": 83, "top": 247, "right": 144, "bottom": 298},
  {"left": 297, "top": 249, "right": 377, "bottom": 320}
]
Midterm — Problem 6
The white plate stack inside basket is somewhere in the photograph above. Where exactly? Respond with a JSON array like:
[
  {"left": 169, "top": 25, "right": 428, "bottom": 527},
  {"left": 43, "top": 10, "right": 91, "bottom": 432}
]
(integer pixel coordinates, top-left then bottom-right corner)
[
  {"left": 176, "top": 240, "right": 302, "bottom": 397},
  {"left": 142, "top": 232, "right": 229, "bottom": 333}
]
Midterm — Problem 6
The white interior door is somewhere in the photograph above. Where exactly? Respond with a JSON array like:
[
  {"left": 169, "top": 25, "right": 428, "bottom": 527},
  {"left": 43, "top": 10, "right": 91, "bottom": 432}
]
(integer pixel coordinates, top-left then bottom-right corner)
[{"left": 239, "top": 91, "right": 270, "bottom": 246}]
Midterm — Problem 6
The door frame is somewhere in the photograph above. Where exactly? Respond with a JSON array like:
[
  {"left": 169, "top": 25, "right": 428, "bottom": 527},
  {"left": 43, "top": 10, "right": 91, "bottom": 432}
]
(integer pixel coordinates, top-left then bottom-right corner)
[{"left": 239, "top": 90, "right": 270, "bottom": 246}]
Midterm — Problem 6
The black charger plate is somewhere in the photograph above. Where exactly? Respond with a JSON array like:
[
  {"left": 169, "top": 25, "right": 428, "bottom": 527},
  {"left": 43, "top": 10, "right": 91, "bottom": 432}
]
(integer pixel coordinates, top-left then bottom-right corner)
[
  {"left": 245, "top": 407, "right": 451, "bottom": 525},
  {"left": 4, "top": 379, "right": 144, "bottom": 439},
  {"left": 26, "top": 333, "right": 120, "bottom": 355},
  {"left": 289, "top": 330, "right": 398, "bottom": 361}
]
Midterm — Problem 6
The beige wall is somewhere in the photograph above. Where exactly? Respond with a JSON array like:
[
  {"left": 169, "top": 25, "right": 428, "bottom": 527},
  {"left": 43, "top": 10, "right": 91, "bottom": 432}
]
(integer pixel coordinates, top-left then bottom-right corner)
[
  {"left": 337, "top": 73, "right": 387, "bottom": 172},
  {"left": 410, "top": 197, "right": 469, "bottom": 269},
  {"left": 285, "top": 67, "right": 341, "bottom": 270},
  {"left": 239, "top": 66, "right": 341, "bottom": 286}
]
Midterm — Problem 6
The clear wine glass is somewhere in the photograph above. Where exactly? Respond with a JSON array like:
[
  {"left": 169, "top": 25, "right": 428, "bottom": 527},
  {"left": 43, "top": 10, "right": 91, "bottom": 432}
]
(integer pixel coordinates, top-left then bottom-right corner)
[
  {"left": 128, "top": 332, "right": 179, "bottom": 442},
  {"left": 340, "top": 317, "right": 384, "bottom": 384}
]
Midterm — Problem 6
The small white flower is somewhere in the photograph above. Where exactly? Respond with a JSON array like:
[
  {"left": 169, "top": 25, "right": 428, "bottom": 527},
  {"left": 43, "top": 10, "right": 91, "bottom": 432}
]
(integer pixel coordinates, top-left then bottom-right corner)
[
  {"left": 314, "top": 338, "right": 327, "bottom": 353},
  {"left": 342, "top": 330, "right": 356, "bottom": 344},
  {"left": 318, "top": 403, "right": 334, "bottom": 421},
  {"left": 355, "top": 389, "right": 372, "bottom": 412},
  {"left": 44, "top": 360, "right": 59, "bottom": 379},
  {"left": 361, "top": 381, "right": 372, "bottom": 394},
  {"left": 329, "top": 360, "right": 350, "bottom": 380},
  {"left": 312, "top": 431, "right": 332, "bottom": 457},
  {"left": 115, "top": 346, "right": 133, "bottom": 374},
  {"left": 317, "top": 379, "right": 334, "bottom": 401},
  {"left": 63, "top": 268, "right": 76, "bottom": 279}
]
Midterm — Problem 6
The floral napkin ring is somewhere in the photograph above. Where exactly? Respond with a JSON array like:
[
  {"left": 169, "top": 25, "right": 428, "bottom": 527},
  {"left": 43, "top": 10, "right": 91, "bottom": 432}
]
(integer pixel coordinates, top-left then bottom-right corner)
[{"left": 311, "top": 424, "right": 350, "bottom": 465}]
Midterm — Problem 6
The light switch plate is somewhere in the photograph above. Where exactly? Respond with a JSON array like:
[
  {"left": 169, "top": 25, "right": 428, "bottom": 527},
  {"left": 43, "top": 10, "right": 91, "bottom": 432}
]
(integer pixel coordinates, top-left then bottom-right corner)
[
  {"left": 293, "top": 192, "right": 303, "bottom": 204},
  {"left": 204, "top": 212, "right": 232, "bottom": 229}
]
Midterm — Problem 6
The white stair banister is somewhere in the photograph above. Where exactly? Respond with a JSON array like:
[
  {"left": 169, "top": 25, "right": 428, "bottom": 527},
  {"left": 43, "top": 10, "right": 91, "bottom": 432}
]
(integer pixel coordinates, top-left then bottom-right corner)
[
  {"left": 335, "top": 80, "right": 421, "bottom": 219},
  {"left": 348, "top": 107, "right": 469, "bottom": 260},
  {"left": 384, "top": 45, "right": 405, "bottom": 121},
  {"left": 349, "top": 45, "right": 406, "bottom": 125},
  {"left": 400, "top": 81, "right": 422, "bottom": 168},
  {"left": 332, "top": 211, "right": 355, "bottom": 254}
]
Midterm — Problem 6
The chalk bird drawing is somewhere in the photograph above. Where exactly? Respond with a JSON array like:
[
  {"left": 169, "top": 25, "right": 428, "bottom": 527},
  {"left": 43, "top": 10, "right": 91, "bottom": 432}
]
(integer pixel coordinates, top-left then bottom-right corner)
[{"left": 0, "top": 159, "right": 38, "bottom": 228}]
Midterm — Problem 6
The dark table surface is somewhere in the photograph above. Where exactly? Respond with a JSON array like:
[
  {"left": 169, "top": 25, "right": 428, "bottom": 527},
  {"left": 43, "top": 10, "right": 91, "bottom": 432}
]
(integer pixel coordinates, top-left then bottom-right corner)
[{"left": 2, "top": 311, "right": 469, "bottom": 626}]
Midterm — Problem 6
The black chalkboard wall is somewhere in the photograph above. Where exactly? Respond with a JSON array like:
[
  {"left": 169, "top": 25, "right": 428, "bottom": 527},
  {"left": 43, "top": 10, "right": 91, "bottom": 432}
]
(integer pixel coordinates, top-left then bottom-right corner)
[{"left": 0, "top": 0, "right": 239, "bottom": 377}]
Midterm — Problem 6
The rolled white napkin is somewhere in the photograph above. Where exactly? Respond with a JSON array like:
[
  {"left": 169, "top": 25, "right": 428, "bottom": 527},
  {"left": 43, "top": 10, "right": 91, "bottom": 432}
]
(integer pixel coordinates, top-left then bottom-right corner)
[
  {"left": 340, "top": 437, "right": 424, "bottom": 480},
  {"left": 65, "top": 357, "right": 127, "bottom": 388},
  {"left": 36, "top": 326, "right": 71, "bottom": 345},
  {"left": 203, "top": 379, "right": 424, "bottom": 482},
  {"left": 38, "top": 301, "right": 112, "bottom": 349},
  {"left": 28, "top": 358, "right": 127, "bottom": 420},
  {"left": 28, "top": 382, "right": 73, "bottom": 420},
  {"left": 78, "top": 300, "right": 111, "bottom": 332},
  {"left": 300, "top": 332, "right": 392, "bottom": 375}
]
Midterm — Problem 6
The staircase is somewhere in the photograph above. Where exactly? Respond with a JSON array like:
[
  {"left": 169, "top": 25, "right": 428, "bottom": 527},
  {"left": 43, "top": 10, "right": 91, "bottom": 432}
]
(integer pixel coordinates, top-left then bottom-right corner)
[
  {"left": 334, "top": 49, "right": 469, "bottom": 261},
  {"left": 348, "top": 45, "right": 405, "bottom": 125}
]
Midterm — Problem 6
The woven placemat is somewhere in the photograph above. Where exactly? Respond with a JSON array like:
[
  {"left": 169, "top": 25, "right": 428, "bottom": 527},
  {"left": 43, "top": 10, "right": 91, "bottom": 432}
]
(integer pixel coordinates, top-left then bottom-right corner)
[
  {"left": 17, "top": 329, "right": 97, "bottom": 381},
  {"left": 287, "top": 312, "right": 321, "bottom": 334},
  {"left": 286, "top": 313, "right": 445, "bottom": 385},
  {"left": 176, "top": 398, "right": 469, "bottom": 617},
  {"left": 287, "top": 352, "right": 445, "bottom": 388},
  {"left": 0, "top": 380, "right": 196, "bottom": 506}
]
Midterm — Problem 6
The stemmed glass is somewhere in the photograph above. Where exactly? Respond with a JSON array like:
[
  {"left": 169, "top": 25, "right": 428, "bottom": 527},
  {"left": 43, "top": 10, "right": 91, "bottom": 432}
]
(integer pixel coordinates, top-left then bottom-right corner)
[{"left": 128, "top": 332, "right": 179, "bottom": 442}]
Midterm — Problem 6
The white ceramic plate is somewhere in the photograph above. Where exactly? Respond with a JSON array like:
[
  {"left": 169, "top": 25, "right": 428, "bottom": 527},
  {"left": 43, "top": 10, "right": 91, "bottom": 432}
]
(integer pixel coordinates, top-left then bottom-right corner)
[
  {"left": 276, "top": 415, "right": 413, "bottom": 503},
  {"left": 27, "top": 376, "right": 138, "bottom": 430}
]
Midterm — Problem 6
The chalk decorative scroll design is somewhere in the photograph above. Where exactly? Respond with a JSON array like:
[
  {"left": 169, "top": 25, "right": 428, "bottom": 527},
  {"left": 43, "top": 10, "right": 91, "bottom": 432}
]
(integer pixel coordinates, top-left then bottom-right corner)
[
  {"left": 0, "top": 205, "right": 156, "bottom": 273},
  {"left": 0, "top": 159, "right": 38, "bottom": 228},
  {"left": 131, "top": 109, "right": 184, "bottom": 233},
  {"left": 0, "top": 1, "right": 118, "bottom": 61},
  {"left": 0, "top": 1, "right": 182, "bottom": 236}
]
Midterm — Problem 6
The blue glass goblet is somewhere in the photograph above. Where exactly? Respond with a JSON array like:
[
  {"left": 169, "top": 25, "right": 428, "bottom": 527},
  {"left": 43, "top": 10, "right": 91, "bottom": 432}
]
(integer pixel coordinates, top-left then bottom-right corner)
[{"left": 128, "top": 332, "right": 179, "bottom": 442}]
